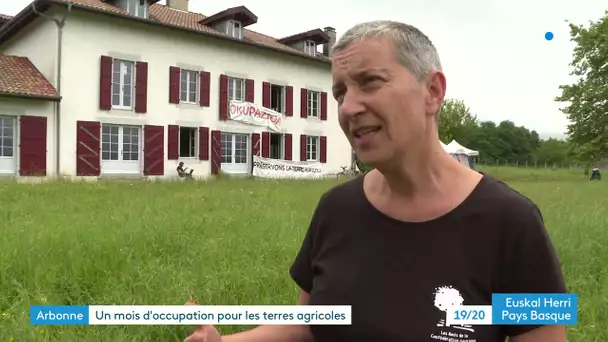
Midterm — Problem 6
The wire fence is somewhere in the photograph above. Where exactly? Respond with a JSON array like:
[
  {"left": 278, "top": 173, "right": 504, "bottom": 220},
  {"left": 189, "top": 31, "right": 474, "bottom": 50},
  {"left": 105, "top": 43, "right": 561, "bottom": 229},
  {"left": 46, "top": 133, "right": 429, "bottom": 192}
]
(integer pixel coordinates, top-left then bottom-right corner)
[{"left": 475, "top": 159, "right": 585, "bottom": 170}]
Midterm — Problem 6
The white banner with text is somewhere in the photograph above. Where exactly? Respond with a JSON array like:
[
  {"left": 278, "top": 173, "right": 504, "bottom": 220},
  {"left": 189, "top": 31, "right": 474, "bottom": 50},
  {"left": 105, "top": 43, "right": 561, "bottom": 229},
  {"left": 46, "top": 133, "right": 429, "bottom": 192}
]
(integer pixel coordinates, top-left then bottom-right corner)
[
  {"left": 229, "top": 100, "right": 282, "bottom": 132},
  {"left": 252, "top": 156, "right": 323, "bottom": 179}
]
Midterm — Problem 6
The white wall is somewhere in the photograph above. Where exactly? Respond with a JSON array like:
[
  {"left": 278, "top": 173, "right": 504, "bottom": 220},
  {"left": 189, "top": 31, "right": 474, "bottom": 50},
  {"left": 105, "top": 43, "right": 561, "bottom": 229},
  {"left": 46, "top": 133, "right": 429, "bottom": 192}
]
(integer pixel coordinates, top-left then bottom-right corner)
[
  {"left": 58, "top": 9, "right": 352, "bottom": 178},
  {"left": 0, "top": 10, "right": 59, "bottom": 88},
  {"left": 0, "top": 97, "right": 57, "bottom": 177}
]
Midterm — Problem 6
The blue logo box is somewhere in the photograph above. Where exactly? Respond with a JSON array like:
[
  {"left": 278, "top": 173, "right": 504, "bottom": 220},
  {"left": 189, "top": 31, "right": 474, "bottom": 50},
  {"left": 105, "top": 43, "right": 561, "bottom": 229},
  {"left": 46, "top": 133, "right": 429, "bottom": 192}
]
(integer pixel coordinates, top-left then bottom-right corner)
[
  {"left": 30, "top": 306, "right": 89, "bottom": 325},
  {"left": 492, "top": 294, "right": 578, "bottom": 325}
]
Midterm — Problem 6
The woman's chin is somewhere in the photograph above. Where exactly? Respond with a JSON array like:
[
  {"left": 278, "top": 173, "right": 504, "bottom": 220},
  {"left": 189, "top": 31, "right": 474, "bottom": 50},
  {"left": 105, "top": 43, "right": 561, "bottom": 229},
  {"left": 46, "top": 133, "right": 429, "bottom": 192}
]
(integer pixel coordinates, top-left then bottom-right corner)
[{"left": 357, "top": 155, "right": 381, "bottom": 168}]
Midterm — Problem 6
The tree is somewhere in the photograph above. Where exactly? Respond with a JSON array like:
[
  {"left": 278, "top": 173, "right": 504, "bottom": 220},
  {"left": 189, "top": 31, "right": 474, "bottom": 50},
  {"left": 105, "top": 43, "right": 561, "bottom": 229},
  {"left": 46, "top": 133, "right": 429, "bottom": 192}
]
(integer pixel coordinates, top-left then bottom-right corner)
[
  {"left": 437, "top": 99, "right": 478, "bottom": 144},
  {"left": 555, "top": 11, "right": 608, "bottom": 164},
  {"left": 533, "top": 138, "right": 570, "bottom": 166}
]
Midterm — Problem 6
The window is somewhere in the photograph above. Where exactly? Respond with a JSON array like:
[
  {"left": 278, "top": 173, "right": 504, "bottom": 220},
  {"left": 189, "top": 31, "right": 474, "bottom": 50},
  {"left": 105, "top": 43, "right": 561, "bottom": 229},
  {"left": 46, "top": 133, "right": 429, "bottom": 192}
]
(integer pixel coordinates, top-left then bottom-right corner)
[
  {"left": 0, "top": 116, "right": 15, "bottom": 174},
  {"left": 221, "top": 133, "right": 248, "bottom": 164},
  {"left": 111, "top": 59, "right": 135, "bottom": 109},
  {"left": 101, "top": 125, "right": 140, "bottom": 161},
  {"left": 127, "top": 0, "right": 149, "bottom": 19},
  {"left": 121, "top": 126, "right": 140, "bottom": 161},
  {"left": 304, "top": 40, "right": 316, "bottom": 56},
  {"left": 226, "top": 20, "right": 242, "bottom": 39},
  {"left": 102, "top": 125, "right": 119, "bottom": 161},
  {"left": 180, "top": 69, "right": 198, "bottom": 103},
  {"left": 269, "top": 133, "right": 283, "bottom": 159},
  {"left": 306, "top": 135, "right": 319, "bottom": 161},
  {"left": 307, "top": 90, "right": 320, "bottom": 117},
  {"left": 100, "top": 124, "right": 141, "bottom": 174},
  {"left": 270, "top": 84, "right": 285, "bottom": 113},
  {"left": 228, "top": 77, "right": 245, "bottom": 101},
  {"left": 0, "top": 116, "right": 14, "bottom": 158},
  {"left": 179, "top": 127, "right": 197, "bottom": 158}
]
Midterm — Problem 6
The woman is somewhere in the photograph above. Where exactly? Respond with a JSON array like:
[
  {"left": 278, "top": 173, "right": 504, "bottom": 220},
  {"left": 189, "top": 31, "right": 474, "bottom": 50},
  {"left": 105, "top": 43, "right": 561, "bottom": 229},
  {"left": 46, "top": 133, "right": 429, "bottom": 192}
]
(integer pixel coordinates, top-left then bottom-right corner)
[{"left": 185, "top": 20, "right": 567, "bottom": 342}]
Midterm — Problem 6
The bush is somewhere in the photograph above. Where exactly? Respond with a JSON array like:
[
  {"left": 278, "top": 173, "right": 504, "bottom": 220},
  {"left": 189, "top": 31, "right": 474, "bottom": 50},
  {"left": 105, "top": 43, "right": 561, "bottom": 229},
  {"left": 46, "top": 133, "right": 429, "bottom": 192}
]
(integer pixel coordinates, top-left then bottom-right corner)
[{"left": 354, "top": 155, "right": 374, "bottom": 173}]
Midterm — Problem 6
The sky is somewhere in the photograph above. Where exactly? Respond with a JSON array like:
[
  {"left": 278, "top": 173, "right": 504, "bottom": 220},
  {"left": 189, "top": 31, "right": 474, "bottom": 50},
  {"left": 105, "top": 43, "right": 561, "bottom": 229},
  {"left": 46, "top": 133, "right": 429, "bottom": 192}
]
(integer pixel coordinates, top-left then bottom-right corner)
[{"left": 1, "top": 0, "right": 606, "bottom": 140}]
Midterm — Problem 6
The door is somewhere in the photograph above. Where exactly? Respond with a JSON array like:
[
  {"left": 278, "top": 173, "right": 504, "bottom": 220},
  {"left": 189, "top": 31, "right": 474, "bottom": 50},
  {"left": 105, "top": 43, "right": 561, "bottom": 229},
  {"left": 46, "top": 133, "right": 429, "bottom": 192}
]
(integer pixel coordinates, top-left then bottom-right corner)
[
  {"left": 220, "top": 132, "right": 250, "bottom": 174},
  {"left": 0, "top": 116, "right": 16, "bottom": 175},
  {"left": 101, "top": 124, "right": 141, "bottom": 174}
]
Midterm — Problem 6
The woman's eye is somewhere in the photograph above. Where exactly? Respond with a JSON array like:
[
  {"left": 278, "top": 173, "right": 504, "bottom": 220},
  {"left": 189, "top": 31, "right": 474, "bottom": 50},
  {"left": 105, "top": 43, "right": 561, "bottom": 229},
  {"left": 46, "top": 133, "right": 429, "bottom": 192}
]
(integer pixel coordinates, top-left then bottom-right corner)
[{"left": 364, "top": 76, "right": 380, "bottom": 84}]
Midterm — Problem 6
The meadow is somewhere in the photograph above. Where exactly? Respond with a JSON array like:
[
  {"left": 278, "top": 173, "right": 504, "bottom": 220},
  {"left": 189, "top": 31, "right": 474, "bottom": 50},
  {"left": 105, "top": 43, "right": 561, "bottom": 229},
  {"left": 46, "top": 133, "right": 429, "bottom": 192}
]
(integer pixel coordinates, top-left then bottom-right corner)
[{"left": 0, "top": 166, "right": 606, "bottom": 341}]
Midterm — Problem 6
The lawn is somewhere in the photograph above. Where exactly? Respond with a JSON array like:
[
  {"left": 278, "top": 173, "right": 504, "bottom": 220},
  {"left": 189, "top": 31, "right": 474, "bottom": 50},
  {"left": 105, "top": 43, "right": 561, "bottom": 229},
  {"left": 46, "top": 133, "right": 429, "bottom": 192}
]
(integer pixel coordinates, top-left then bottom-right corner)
[{"left": 0, "top": 166, "right": 606, "bottom": 341}]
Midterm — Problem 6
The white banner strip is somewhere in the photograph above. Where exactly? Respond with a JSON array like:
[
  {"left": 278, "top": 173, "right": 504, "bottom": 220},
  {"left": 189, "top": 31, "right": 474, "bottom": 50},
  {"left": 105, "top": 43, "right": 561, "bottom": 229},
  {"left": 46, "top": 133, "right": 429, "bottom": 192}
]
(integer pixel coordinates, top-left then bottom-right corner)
[
  {"left": 229, "top": 100, "right": 283, "bottom": 132},
  {"left": 88, "top": 305, "right": 352, "bottom": 325},
  {"left": 252, "top": 156, "right": 323, "bottom": 179}
]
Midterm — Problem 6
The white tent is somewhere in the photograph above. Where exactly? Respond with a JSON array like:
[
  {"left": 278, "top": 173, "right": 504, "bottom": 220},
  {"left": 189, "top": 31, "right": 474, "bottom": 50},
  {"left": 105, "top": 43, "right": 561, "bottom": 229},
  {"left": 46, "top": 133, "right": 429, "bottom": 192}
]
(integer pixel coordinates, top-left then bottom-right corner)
[{"left": 445, "top": 140, "right": 479, "bottom": 156}]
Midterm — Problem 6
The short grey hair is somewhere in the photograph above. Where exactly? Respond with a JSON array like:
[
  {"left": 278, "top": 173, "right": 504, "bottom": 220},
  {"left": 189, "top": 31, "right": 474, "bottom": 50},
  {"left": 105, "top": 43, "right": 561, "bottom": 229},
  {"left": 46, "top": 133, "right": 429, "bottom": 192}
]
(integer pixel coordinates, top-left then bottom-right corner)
[{"left": 331, "top": 21, "right": 442, "bottom": 82}]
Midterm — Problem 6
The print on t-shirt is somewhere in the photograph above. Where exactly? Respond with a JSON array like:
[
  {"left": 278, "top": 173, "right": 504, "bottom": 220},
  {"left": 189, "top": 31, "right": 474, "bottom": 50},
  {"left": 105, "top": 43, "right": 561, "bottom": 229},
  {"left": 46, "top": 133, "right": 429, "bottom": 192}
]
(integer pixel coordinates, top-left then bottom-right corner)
[{"left": 431, "top": 285, "right": 477, "bottom": 342}]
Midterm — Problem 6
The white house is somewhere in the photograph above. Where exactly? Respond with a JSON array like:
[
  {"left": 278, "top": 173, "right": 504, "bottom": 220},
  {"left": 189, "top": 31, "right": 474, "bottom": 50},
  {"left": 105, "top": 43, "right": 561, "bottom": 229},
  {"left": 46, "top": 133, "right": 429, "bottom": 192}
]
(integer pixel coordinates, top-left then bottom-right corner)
[
  {"left": 0, "top": 0, "right": 352, "bottom": 179},
  {"left": 0, "top": 53, "right": 59, "bottom": 177}
]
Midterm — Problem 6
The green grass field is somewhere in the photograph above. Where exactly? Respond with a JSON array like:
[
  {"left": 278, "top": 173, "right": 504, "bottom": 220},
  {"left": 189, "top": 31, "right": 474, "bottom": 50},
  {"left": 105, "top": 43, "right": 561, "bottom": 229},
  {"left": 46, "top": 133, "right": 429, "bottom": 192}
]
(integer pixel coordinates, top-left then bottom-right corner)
[{"left": 0, "top": 166, "right": 606, "bottom": 341}]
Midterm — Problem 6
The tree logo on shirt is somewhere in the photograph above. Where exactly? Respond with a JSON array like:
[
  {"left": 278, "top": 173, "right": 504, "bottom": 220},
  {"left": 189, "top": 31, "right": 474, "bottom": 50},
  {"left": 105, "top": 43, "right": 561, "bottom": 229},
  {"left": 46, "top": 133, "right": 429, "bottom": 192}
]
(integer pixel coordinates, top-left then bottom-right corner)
[{"left": 433, "top": 285, "right": 475, "bottom": 333}]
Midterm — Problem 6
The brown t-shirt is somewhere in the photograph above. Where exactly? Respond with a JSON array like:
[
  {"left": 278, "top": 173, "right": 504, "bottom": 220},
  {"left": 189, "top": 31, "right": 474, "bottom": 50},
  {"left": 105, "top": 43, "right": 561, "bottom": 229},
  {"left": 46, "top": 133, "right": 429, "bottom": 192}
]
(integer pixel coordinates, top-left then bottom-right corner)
[{"left": 290, "top": 174, "right": 567, "bottom": 342}]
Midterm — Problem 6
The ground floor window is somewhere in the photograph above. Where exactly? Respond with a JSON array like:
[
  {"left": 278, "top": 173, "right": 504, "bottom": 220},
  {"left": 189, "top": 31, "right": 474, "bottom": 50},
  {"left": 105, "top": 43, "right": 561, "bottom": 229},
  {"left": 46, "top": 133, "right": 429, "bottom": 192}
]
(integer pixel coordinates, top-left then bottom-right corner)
[
  {"left": 0, "top": 116, "right": 15, "bottom": 174},
  {"left": 269, "top": 133, "right": 283, "bottom": 159},
  {"left": 0, "top": 116, "right": 14, "bottom": 158},
  {"left": 221, "top": 133, "right": 248, "bottom": 164},
  {"left": 101, "top": 124, "right": 141, "bottom": 173},
  {"left": 306, "top": 135, "right": 319, "bottom": 161},
  {"left": 179, "top": 126, "right": 197, "bottom": 158}
]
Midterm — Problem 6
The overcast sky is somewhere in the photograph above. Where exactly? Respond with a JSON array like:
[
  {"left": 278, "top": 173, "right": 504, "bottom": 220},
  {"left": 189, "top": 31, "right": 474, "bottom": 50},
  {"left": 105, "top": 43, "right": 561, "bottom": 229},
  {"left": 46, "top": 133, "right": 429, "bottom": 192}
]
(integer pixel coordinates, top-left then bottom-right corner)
[{"left": 2, "top": 0, "right": 606, "bottom": 139}]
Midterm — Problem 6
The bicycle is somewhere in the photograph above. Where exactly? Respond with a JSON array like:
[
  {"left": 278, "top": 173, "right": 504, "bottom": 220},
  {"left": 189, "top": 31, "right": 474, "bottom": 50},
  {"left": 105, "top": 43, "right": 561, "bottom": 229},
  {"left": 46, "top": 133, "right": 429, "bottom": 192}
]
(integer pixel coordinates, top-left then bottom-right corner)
[{"left": 337, "top": 166, "right": 360, "bottom": 178}]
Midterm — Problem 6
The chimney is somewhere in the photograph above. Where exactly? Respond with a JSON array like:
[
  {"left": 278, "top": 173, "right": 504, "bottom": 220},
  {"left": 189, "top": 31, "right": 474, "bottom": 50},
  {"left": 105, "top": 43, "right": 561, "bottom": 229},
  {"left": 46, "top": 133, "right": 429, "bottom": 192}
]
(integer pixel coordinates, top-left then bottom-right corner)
[
  {"left": 166, "top": 0, "right": 189, "bottom": 12},
  {"left": 323, "top": 26, "right": 336, "bottom": 57}
]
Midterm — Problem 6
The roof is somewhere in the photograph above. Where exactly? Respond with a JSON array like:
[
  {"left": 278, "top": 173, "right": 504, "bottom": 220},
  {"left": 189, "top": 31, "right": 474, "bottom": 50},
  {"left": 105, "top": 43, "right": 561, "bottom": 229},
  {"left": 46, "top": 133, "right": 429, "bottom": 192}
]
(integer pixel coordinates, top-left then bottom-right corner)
[
  {"left": 0, "top": 0, "right": 332, "bottom": 65},
  {"left": 278, "top": 29, "right": 330, "bottom": 45},
  {"left": 0, "top": 54, "right": 60, "bottom": 101},
  {"left": 0, "top": 13, "right": 12, "bottom": 26},
  {"left": 199, "top": 5, "right": 257, "bottom": 27}
]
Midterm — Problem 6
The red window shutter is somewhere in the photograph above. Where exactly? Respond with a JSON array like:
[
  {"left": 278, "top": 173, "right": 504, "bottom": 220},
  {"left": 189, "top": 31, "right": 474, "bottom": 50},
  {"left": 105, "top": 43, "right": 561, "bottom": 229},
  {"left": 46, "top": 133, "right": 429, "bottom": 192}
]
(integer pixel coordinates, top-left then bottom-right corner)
[
  {"left": 320, "top": 92, "right": 328, "bottom": 121},
  {"left": 320, "top": 136, "right": 327, "bottom": 163},
  {"left": 219, "top": 75, "right": 228, "bottom": 120},
  {"left": 300, "top": 134, "right": 307, "bottom": 161},
  {"left": 199, "top": 71, "right": 211, "bottom": 107},
  {"left": 285, "top": 86, "right": 293, "bottom": 116},
  {"left": 168, "top": 125, "right": 179, "bottom": 160},
  {"left": 199, "top": 126, "right": 209, "bottom": 160},
  {"left": 300, "top": 88, "right": 308, "bottom": 118},
  {"left": 19, "top": 116, "right": 47, "bottom": 176},
  {"left": 169, "top": 66, "right": 181, "bottom": 104},
  {"left": 262, "top": 82, "right": 271, "bottom": 108},
  {"left": 252, "top": 133, "right": 261, "bottom": 156},
  {"left": 135, "top": 61, "right": 148, "bottom": 113},
  {"left": 76, "top": 120, "right": 101, "bottom": 176},
  {"left": 143, "top": 125, "right": 164, "bottom": 176},
  {"left": 261, "top": 132, "right": 270, "bottom": 158},
  {"left": 99, "top": 55, "right": 113, "bottom": 110},
  {"left": 284, "top": 133, "right": 292, "bottom": 160},
  {"left": 245, "top": 78, "right": 254, "bottom": 102},
  {"left": 211, "top": 130, "right": 222, "bottom": 174}
]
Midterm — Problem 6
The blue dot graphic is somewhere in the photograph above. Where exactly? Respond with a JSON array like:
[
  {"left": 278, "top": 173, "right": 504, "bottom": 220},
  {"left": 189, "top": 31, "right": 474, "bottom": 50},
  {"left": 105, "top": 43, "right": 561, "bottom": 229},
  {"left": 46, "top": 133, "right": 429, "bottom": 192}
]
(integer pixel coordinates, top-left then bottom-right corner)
[{"left": 545, "top": 32, "right": 554, "bottom": 41}]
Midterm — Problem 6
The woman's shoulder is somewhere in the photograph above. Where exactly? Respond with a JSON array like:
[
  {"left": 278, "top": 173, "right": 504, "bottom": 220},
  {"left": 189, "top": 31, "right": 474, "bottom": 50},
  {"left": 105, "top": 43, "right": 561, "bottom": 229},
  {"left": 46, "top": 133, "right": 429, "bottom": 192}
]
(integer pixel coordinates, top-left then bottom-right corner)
[
  {"left": 472, "top": 174, "right": 540, "bottom": 213},
  {"left": 318, "top": 175, "right": 366, "bottom": 206}
]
